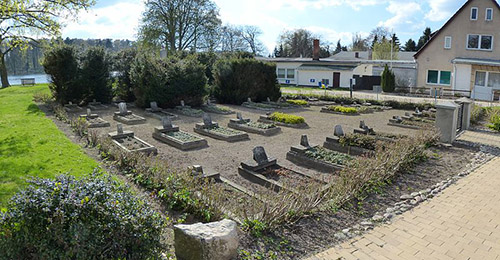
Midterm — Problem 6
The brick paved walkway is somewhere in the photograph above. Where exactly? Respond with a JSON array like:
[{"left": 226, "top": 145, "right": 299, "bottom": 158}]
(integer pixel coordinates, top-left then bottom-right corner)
[
  {"left": 307, "top": 157, "right": 500, "bottom": 260},
  {"left": 458, "top": 131, "right": 500, "bottom": 148}
]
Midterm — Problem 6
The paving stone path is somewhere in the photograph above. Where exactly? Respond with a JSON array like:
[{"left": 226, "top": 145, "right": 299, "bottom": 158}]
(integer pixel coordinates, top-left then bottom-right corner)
[{"left": 307, "top": 156, "right": 500, "bottom": 260}]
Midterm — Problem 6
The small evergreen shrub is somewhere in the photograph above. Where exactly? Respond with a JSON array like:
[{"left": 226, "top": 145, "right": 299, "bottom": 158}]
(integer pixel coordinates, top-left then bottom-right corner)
[
  {"left": 327, "top": 105, "right": 358, "bottom": 114},
  {"left": 269, "top": 112, "right": 305, "bottom": 124},
  {"left": 381, "top": 64, "right": 396, "bottom": 93},
  {"left": 213, "top": 58, "right": 281, "bottom": 104},
  {"left": 0, "top": 173, "right": 165, "bottom": 260}
]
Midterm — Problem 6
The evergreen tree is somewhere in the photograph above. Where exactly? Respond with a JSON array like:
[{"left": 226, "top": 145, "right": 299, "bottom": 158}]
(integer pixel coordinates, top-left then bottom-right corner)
[
  {"left": 371, "top": 35, "right": 379, "bottom": 49},
  {"left": 381, "top": 64, "right": 395, "bottom": 93},
  {"left": 391, "top": 33, "right": 400, "bottom": 50},
  {"left": 417, "top": 27, "right": 432, "bottom": 50},
  {"left": 403, "top": 39, "right": 417, "bottom": 51},
  {"left": 334, "top": 40, "right": 342, "bottom": 54}
]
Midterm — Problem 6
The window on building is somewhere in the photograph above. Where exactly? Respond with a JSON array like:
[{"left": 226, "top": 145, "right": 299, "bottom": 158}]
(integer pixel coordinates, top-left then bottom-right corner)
[
  {"left": 475, "top": 71, "right": 487, "bottom": 86},
  {"left": 277, "top": 69, "right": 286, "bottom": 78},
  {"left": 440, "top": 71, "right": 451, "bottom": 85},
  {"left": 471, "top": 7, "right": 478, "bottom": 20},
  {"left": 488, "top": 72, "right": 500, "bottom": 88},
  {"left": 467, "top": 35, "right": 493, "bottom": 50},
  {"left": 486, "top": 8, "right": 493, "bottom": 21},
  {"left": 286, "top": 69, "right": 295, "bottom": 79},
  {"left": 444, "top": 36, "right": 452, "bottom": 49},
  {"left": 427, "top": 70, "right": 451, "bottom": 85},
  {"left": 321, "top": 79, "right": 330, "bottom": 85},
  {"left": 427, "top": 70, "right": 439, "bottom": 84}
]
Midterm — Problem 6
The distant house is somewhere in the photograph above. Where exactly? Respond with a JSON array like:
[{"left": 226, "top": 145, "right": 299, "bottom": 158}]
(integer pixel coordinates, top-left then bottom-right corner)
[
  {"left": 414, "top": 0, "right": 500, "bottom": 101},
  {"left": 260, "top": 40, "right": 416, "bottom": 90}
]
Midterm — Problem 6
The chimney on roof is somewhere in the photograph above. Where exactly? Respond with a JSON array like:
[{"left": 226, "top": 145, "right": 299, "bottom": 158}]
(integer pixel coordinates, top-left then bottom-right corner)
[
  {"left": 355, "top": 52, "right": 359, "bottom": 58},
  {"left": 313, "top": 39, "right": 320, "bottom": 61}
]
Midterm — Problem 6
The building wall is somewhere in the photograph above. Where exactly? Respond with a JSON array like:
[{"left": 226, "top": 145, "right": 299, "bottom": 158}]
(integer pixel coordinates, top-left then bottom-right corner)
[
  {"left": 296, "top": 70, "right": 353, "bottom": 88},
  {"left": 276, "top": 62, "right": 301, "bottom": 85},
  {"left": 416, "top": 0, "right": 500, "bottom": 89},
  {"left": 372, "top": 66, "right": 417, "bottom": 87}
]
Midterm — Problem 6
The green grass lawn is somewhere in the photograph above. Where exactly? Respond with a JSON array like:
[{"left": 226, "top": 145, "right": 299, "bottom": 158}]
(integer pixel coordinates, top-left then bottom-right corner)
[{"left": 0, "top": 84, "right": 98, "bottom": 206}]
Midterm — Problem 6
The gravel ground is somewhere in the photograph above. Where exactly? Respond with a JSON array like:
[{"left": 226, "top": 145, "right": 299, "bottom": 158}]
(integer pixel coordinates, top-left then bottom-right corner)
[{"left": 78, "top": 105, "right": 420, "bottom": 186}]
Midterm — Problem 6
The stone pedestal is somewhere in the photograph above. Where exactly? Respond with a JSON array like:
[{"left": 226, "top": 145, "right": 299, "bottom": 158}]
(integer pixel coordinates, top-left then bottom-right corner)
[
  {"left": 174, "top": 219, "right": 238, "bottom": 260},
  {"left": 456, "top": 97, "right": 473, "bottom": 131},
  {"left": 435, "top": 101, "right": 459, "bottom": 143}
]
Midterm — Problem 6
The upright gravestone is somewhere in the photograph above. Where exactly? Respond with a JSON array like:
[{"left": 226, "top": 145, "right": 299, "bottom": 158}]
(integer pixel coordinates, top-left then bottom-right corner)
[
  {"left": 207, "top": 99, "right": 211, "bottom": 106},
  {"left": 203, "top": 113, "right": 212, "bottom": 128},
  {"left": 359, "top": 120, "right": 366, "bottom": 129},
  {"left": 247, "top": 97, "right": 252, "bottom": 103},
  {"left": 150, "top": 101, "right": 159, "bottom": 111},
  {"left": 334, "top": 125, "right": 344, "bottom": 137},
  {"left": 117, "top": 123, "right": 123, "bottom": 134},
  {"left": 118, "top": 102, "right": 127, "bottom": 115},
  {"left": 253, "top": 146, "right": 269, "bottom": 165},
  {"left": 87, "top": 108, "right": 92, "bottom": 117},
  {"left": 181, "top": 100, "right": 185, "bottom": 107},
  {"left": 236, "top": 112, "right": 243, "bottom": 121},
  {"left": 162, "top": 116, "right": 173, "bottom": 129},
  {"left": 267, "top": 97, "right": 271, "bottom": 102},
  {"left": 435, "top": 101, "right": 459, "bottom": 143},
  {"left": 300, "top": 134, "right": 310, "bottom": 148},
  {"left": 69, "top": 101, "right": 73, "bottom": 105}
]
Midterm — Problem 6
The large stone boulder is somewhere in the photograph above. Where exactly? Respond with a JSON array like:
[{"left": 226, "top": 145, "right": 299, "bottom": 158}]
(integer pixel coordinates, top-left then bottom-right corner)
[{"left": 174, "top": 219, "right": 238, "bottom": 260}]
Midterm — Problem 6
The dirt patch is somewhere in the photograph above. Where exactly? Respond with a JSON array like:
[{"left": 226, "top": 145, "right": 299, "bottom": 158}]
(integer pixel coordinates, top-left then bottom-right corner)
[{"left": 238, "top": 145, "right": 476, "bottom": 259}]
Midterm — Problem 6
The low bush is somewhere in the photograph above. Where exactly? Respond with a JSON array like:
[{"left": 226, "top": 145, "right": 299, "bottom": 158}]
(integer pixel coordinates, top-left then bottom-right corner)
[
  {"left": 339, "top": 133, "right": 378, "bottom": 150},
  {"left": 327, "top": 105, "right": 358, "bottom": 114},
  {"left": 286, "top": 99, "right": 308, "bottom": 106},
  {"left": 269, "top": 112, "right": 305, "bottom": 124},
  {"left": 213, "top": 58, "right": 281, "bottom": 104},
  {"left": 0, "top": 173, "right": 165, "bottom": 260}
]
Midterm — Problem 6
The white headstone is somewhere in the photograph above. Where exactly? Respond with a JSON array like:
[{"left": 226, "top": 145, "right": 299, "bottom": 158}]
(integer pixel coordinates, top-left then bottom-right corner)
[
  {"left": 253, "top": 146, "right": 269, "bottom": 165},
  {"left": 334, "top": 125, "right": 344, "bottom": 137},
  {"left": 181, "top": 100, "right": 185, "bottom": 107},
  {"left": 207, "top": 99, "right": 211, "bottom": 106},
  {"left": 247, "top": 97, "right": 252, "bottom": 102},
  {"left": 203, "top": 113, "right": 212, "bottom": 127},
  {"left": 117, "top": 124, "right": 123, "bottom": 134},
  {"left": 87, "top": 108, "right": 91, "bottom": 117},
  {"left": 162, "top": 117, "right": 173, "bottom": 129},
  {"left": 69, "top": 101, "right": 73, "bottom": 105},
  {"left": 267, "top": 97, "right": 271, "bottom": 102},
  {"left": 118, "top": 102, "right": 127, "bottom": 114}
]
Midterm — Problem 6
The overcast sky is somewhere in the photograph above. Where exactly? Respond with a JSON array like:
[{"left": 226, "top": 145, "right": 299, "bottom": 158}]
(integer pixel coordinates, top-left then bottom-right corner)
[{"left": 61, "top": 0, "right": 477, "bottom": 54}]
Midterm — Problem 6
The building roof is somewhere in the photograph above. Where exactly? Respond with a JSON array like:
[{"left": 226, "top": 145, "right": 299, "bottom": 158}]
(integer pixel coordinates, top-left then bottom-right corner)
[
  {"left": 414, "top": 0, "right": 500, "bottom": 59},
  {"left": 452, "top": 58, "right": 500, "bottom": 66},
  {"left": 298, "top": 64, "right": 357, "bottom": 71},
  {"left": 330, "top": 51, "right": 416, "bottom": 61}
]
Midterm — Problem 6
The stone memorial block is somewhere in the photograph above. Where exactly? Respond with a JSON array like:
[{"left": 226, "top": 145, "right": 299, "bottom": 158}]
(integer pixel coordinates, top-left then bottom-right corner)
[
  {"left": 69, "top": 101, "right": 73, "bottom": 105},
  {"left": 267, "top": 97, "right": 271, "bottom": 102},
  {"left": 207, "top": 99, "right": 211, "bottom": 106},
  {"left": 334, "top": 125, "right": 344, "bottom": 137},
  {"left": 117, "top": 123, "right": 123, "bottom": 134},
  {"left": 181, "top": 100, "right": 185, "bottom": 107},
  {"left": 118, "top": 102, "right": 128, "bottom": 115},
  {"left": 300, "top": 134, "right": 310, "bottom": 148},
  {"left": 162, "top": 116, "right": 173, "bottom": 129},
  {"left": 87, "top": 108, "right": 92, "bottom": 117},
  {"left": 150, "top": 101, "right": 159, "bottom": 110},
  {"left": 247, "top": 97, "right": 252, "bottom": 102},
  {"left": 203, "top": 113, "right": 213, "bottom": 128},
  {"left": 415, "top": 107, "right": 420, "bottom": 113},
  {"left": 253, "top": 146, "right": 269, "bottom": 165},
  {"left": 236, "top": 112, "right": 243, "bottom": 120},
  {"left": 359, "top": 120, "right": 366, "bottom": 129}
]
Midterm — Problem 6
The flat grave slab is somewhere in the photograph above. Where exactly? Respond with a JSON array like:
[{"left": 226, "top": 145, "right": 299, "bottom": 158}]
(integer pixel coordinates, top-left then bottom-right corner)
[
  {"left": 108, "top": 124, "right": 157, "bottom": 155},
  {"left": 145, "top": 101, "right": 179, "bottom": 120},
  {"left": 286, "top": 135, "right": 345, "bottom": 173},
  {"left": 258, "top": 115, "right": 308, "bottom": 129},
  {"left": 113, "top": 102, "right": 146, "bottom": 125},
  {"left": 227, "top": 113, "right": 281, "bottom": 136},
  {"left": 80, "top": 109, "right": 110, "bottom": 128},
  {"left": 194, "top": 114, "right": 249, "bottom": 142}
]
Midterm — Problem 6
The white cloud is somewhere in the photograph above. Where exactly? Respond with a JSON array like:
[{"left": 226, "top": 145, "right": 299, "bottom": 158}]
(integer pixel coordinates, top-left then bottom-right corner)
[
  {"left": 61, "top": 1, "right": 144, "bottom": 40},
  {"left": 378, "top": 1, "right": 422, "bottom": 31},
  {"left": 425, "top": 0, "right": 462, "bottom": 22}
]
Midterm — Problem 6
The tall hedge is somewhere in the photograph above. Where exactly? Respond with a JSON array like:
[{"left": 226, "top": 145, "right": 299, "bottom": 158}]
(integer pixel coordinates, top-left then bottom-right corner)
[
  {"left": 130, "top": 53, "right": 207, "bottom": 108},
  {"left": 113, "top": 48, "right": 138, "bottom": 102},
  {"left": 213, "top": 58, "right": 281, "bottom": 104},
  {"left": 42, "top": 45, "right": 81, "bottom": 104},
  {"left": 80, "top": 47, "right": 113, "bottom": 103},
  {"left": 381, "top": 64, "right": 396, "bottom": 93}
]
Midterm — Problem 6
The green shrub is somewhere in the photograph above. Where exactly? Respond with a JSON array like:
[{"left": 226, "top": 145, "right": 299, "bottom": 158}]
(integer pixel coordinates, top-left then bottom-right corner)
[
  {"left": 269, "top": 112, "right": 305, "bottom": 124},
  {"left": 131, "top": 53, "right": 208, "bottom": 108},
  {"left": 80, "top": 46, "right": 113, "bottom": 103},
  {"left": 487, "top": 108, "right": 500, "bottom": 132},
  {"left": 327, "top": 105, "right": 358, "bottom": 114},
  {"left": 213, "top": 58, "right": 281, "bottom": 104},
  {"left": 0, "top": 173, "right": 165, "bottom": 260},
  {"left": 286, "top": 99, "right": 308, "bottom": 106},
  {"left": 339, "top": 133, "right": 378, "bottom": 150},
  {"left": 113, "top": 48, "right": 138, "bottom": 102},
  {"left": 381, "top": 64, "right": 395, "bottom": 93},
  {"left": 42, "top": 44, "right": 82, "bottom": 104}
]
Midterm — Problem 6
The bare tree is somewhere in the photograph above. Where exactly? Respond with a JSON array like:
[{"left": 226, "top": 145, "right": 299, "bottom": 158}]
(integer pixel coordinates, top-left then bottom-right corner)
[
  {"left": 218, "top": 25, "right": 247, "bottom": 52},
  {"left": 139, "top": 0, "right": 221, "bottom": 53},
  {"left": 241, "top": 25, "right": 264, "bottom": 55},
  {"left": 350, "top": 33, "right": 369, "bottom": 51}
]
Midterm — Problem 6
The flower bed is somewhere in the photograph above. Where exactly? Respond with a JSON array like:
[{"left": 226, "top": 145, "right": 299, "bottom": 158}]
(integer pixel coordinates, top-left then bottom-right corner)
[
  {"left": 269, "top": 112, "right": 305, "bottom": 124},
  {"left": 305, "top": 147, "right": 354, "bottom": 166},
  {"left": 321, "top": 105, "right": 359, "bottom": 115},
  {"left": 153, "top": 130, "right": 208, "bottom": 150},
  {"left": 286, "top": 99, "right": 309, "bottom": 106},
  {"left": 175, "top": 107, "right": 204, "bottom": 117},
  {"left": 227, "top": 120, "right": 281, "bottom": 136},
  {"left": 194, "top": 124, "right": 249, "bottom": 142}
]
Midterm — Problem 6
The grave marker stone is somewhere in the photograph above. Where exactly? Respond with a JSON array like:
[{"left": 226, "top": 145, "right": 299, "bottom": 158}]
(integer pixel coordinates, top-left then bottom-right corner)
[
  {"left": 267, "top": 97, "right": 271, "bottom": 102},
  {"left": 359, "top": 120, "right": 366, "bottom": 129},
  {"left": 181, "top": 100, "right": 185, "bottom": 107},
  {"left": 203, "top": 113, "right": 213, "bottom": 128},
  {"left": 207, "top": 99, "right": 211, "bottom": 106},
  {"left": 334, "top": 125, "right": 344, "bottom": 137},
  {"left": 300, "top": 134, "right": 310, "bottom": 147},
  {"left": 117, "top": 124, "right": 123, "bottom": 134},
  {"left": 93, "top": 99, "right": 97, "bottom": 103},
  {"left": 247, "top": 97, "right": 252, "bottom": 103},
  {"left": 253, "top": 146, "right": 269, "bottom": 165},
  {"left": 236, "top": 112, "right": 243, "bottom": 120},
  {"left": 118, "top": 102, "right": 127, "bottom": 115},
  {"left": 87, "top": 108, "right": 91, "bottom": 117},
  {"left": 150, "top": 101, "right": 158, "bottom": 110},
  {"left": 69, "top": 101, "right": 73, "bottom": 105},
  {"left": 162, "top": 117, "right": 173, "bottom": 129}
]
